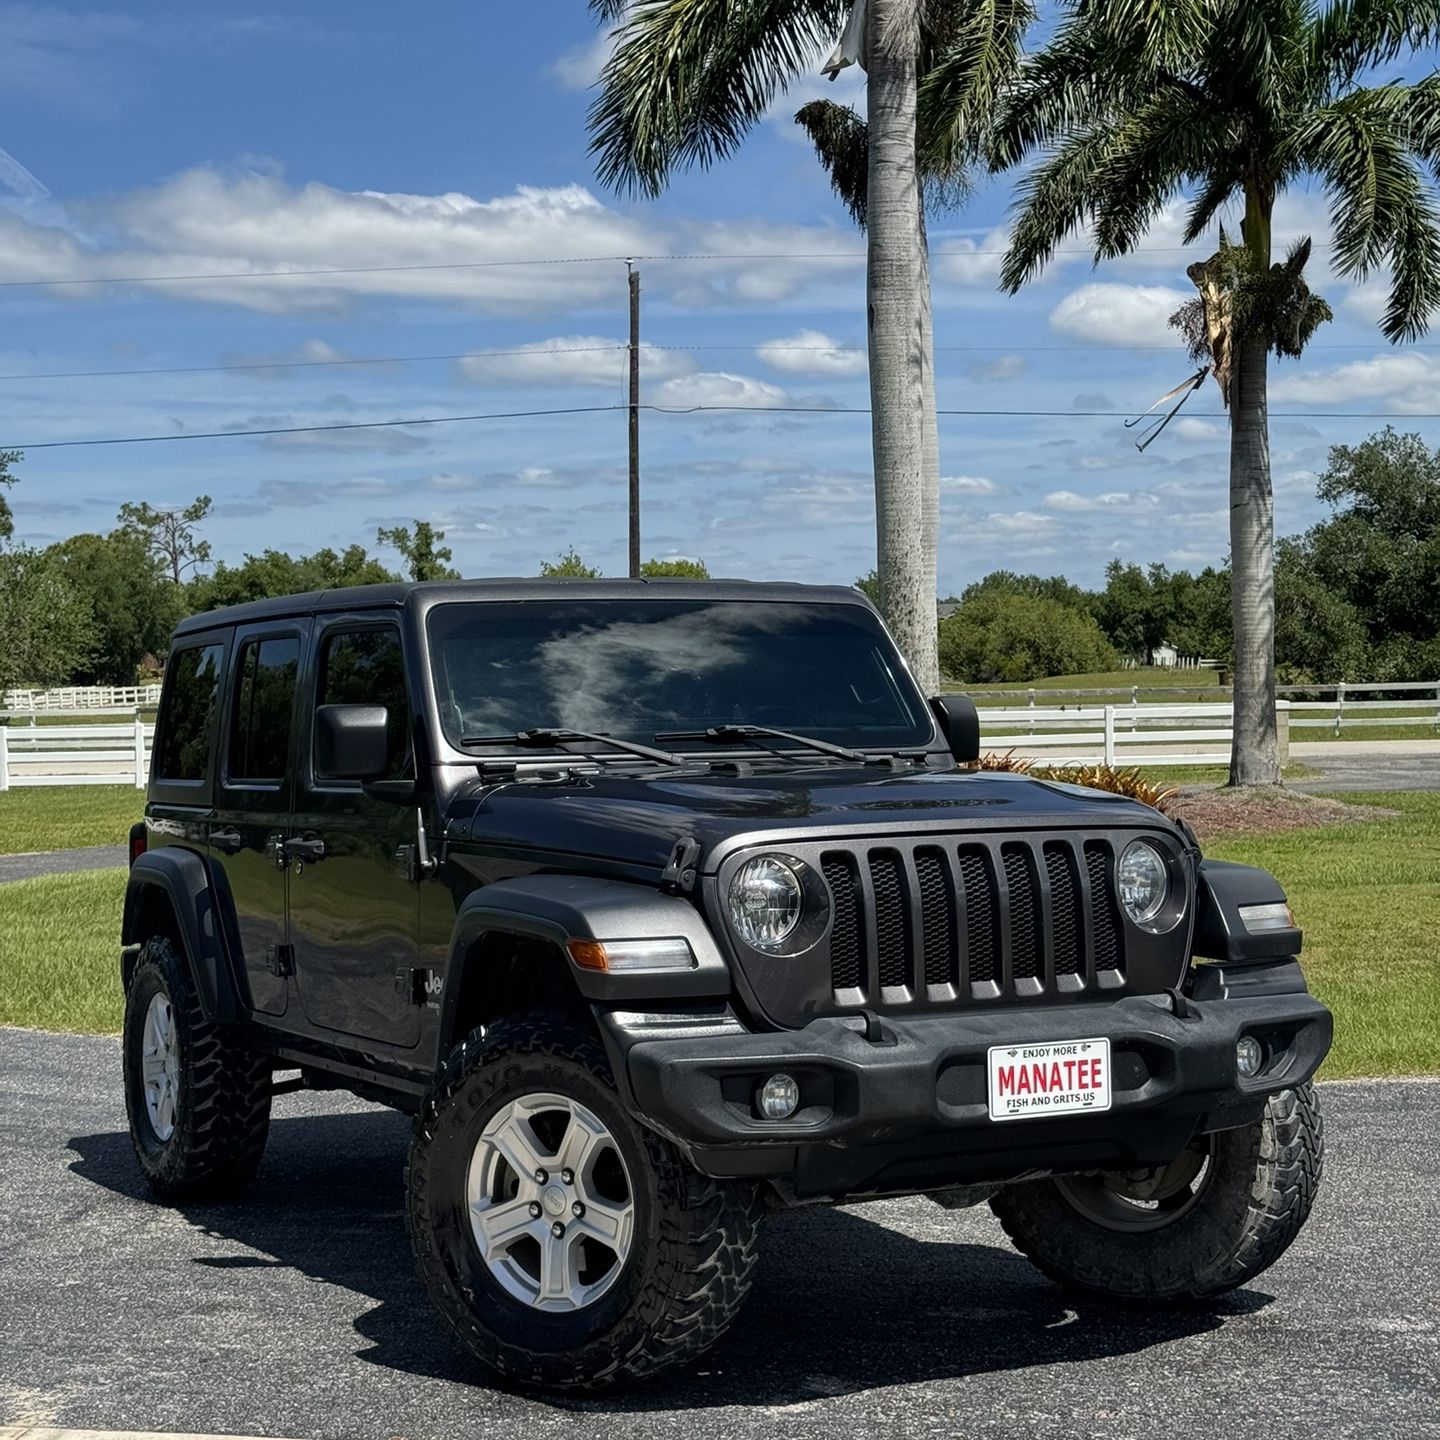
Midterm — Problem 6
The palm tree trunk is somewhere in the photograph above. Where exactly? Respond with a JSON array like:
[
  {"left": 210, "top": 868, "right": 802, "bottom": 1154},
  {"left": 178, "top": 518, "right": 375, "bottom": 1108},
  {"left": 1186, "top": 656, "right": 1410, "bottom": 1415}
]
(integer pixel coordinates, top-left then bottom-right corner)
[
  {"left": 866, "top": 0, "right": 939, "bottom": 694},
  {"left": 919, "top": 196, "right": 941, "bottom": 679},
  {"left": 1227, "top": 325, "right": 1279, "bottom": 785}
]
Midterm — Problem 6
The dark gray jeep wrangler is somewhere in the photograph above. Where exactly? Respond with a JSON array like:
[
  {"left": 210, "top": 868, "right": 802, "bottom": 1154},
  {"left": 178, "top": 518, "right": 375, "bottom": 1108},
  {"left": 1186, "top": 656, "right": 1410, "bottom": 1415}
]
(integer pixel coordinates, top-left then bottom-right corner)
[{"left": 121, "top": 579, "right": 1331, "bottom": 1391}]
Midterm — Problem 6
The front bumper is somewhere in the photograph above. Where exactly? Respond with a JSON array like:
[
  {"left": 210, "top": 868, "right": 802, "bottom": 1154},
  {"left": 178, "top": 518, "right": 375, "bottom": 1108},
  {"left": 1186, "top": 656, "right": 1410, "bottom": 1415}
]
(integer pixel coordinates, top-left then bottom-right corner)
[{"left": 600, "top": 961, "right": 1332, "bottom": 1199}]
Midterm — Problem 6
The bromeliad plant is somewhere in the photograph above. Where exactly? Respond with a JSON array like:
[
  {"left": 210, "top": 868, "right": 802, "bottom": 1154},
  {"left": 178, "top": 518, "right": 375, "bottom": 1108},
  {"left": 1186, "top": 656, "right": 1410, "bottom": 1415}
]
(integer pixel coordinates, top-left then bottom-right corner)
[{"left": 969, "top": 0, "right": 1440, "bottom": 787}]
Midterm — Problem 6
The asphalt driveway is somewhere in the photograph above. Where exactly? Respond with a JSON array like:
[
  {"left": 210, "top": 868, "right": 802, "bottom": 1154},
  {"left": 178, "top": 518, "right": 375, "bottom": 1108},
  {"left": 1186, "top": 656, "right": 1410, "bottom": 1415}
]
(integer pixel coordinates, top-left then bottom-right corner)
[{"left": 1, "top": 1029, "right": 1437, "bottom": 1440}]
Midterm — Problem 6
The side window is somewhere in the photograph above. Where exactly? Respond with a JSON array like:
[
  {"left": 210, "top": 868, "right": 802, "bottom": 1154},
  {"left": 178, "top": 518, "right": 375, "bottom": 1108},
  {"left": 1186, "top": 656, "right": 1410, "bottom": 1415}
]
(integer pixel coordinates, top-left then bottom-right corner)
[
  {"left": 315, "top": 627, "right": 413, "bottom": 781},
  {"left": 229, "top": 636, "right": 301, "bottom": 784},
  {"left": 155, "top": 643, "right": 224, "bottom": 782}
]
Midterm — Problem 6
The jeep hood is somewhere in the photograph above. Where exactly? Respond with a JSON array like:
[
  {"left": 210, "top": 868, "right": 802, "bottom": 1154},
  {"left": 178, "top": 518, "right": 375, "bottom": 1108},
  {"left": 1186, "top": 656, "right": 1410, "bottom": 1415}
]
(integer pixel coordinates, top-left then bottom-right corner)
[{"left": 459, "top": 765, "right": 1175, "bottom": 874}]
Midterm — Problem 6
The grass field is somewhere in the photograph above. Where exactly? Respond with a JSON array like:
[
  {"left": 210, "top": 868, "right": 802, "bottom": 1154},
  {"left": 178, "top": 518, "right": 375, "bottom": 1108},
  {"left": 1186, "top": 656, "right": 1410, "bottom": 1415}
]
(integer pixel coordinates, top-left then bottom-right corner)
[
  {"left": 0, "top": 787, "right": 144, "bottom": 855},
  {"left": 1, "top": 791, "right": 1434, "bottom": 1075}
]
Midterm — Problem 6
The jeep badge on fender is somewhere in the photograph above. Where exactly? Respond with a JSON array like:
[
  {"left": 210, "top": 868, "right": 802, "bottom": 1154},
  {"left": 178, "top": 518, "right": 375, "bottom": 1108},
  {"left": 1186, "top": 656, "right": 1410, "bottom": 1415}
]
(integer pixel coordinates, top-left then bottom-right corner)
[{"left": 119, "top": 578, "right": 1332, "bottom": 1392}]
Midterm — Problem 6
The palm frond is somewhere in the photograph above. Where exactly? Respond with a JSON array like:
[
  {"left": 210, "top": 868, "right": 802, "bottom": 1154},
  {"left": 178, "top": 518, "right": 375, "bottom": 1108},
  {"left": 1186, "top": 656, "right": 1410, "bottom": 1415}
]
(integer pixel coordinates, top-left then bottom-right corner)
[
  {"left": 1184, "top": 169, "right": 1241, "bottom": 244},
  {"left": 989, "top": 18, "right": 1111, "bottom": 170},
  {"left": 999, "top": 119, "right": 1121, "bottom": 291},
  {"left": 1088, "top": 0, "right": 1208, "bottom": 74},
  {"left": 588, "top": 0, "right": 632, "bottom": 20},
  {"left": 917, "top": 0, "right": 1038, "bottom": 175},
  {"left": 588, "top": 0, "right": 849, "bottom": 197},
  {"left": 795, "top": 99, "right": 870, "bottom": 226},
  {"left": 1308, "top": 0, "right": 1440, "bottom": 89}
]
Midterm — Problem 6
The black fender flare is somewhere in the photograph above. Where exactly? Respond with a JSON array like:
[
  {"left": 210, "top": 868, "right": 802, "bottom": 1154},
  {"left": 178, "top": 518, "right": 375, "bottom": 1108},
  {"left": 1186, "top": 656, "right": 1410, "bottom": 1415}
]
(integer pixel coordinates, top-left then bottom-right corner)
[
  {"left": 440, "top": 873, "right": 733, "bottom": 1043},
  {"left": 122, "top": 848, "right": 242, "bottom": 1024},
  {"left": 1193, "top": 859, "right": 1303, "bottom": 963}
]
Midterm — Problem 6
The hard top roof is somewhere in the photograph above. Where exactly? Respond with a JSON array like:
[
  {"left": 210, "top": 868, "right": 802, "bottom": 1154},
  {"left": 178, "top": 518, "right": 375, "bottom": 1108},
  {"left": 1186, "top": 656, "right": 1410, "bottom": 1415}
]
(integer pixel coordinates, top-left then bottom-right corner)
[{"left": 172, "top": 577, "right": 871, "bottom": 637}]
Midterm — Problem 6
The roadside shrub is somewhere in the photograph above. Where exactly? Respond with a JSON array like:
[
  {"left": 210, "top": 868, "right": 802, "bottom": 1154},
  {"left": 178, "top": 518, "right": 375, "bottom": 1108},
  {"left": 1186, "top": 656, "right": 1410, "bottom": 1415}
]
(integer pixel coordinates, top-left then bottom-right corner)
[
  {"left": 970, "top": 753, "right": 1179, "bottom": 812},
  {"left": 939, "top": 591, "right": 1119, "bottom": 683}
]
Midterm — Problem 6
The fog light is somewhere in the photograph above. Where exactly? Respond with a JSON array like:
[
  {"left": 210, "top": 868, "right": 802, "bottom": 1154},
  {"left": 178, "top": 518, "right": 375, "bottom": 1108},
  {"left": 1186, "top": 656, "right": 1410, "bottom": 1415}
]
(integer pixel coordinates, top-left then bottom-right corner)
[
  {"left": 1236, "top": 1036, "right": 1264, "bottom": 1078},
  {"left": 757, "top": 1073, "right": 800, "bottom": 1121}
]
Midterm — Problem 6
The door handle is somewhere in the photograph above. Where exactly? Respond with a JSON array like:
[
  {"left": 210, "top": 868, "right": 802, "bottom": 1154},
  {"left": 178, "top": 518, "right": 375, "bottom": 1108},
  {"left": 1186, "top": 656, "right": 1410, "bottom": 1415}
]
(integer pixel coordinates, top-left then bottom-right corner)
[
  {"left": 283, "top": 834, "right": 326, "bottom": 864},
  {"left": 210, "top": 826, "right": 243, "bottom": 854}
]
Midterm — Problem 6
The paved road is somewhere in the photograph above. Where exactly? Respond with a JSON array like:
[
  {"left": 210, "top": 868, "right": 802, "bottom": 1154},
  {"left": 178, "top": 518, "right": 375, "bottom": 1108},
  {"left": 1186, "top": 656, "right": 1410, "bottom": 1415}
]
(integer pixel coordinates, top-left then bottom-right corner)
[
  {"left": 1290, "top": 750, "right": 1440, "bottom": 794},
  {"left": 2, "top": 1030, "right": 1437, "bottom": 1440},
  {"left": 0, "top": 847, "right": 127, "bottom": 886}
]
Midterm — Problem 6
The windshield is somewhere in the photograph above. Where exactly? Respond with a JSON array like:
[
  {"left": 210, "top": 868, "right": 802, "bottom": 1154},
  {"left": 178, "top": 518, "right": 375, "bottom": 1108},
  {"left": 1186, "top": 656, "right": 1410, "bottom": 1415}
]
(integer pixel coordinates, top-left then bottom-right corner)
[{"left": 426, "top": 598, "right": 933, "bottom": 753}]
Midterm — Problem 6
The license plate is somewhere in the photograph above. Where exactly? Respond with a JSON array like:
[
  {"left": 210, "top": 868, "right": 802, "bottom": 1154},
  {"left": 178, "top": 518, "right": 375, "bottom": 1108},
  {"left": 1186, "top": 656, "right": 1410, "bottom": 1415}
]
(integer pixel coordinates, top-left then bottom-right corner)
[{"left": 987, "top": 1038, "right": 1112, "bottom": 1122}]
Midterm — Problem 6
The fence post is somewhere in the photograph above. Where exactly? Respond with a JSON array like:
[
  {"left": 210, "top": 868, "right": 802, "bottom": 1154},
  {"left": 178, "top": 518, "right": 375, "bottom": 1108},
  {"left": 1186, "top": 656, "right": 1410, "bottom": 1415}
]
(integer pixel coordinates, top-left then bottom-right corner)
[
  {"left": 133, "top": 708, "right": 147, "bottom": 790},
  {"left": 1276, "top": 700, "right": 1291, "bottom": 766},
  {"left": 1103, "top": 705, "right": 1116, "bottom": 766},
  {"left": 1027, "top": 688, "right": 1036, "bottom": 735},
  {"left": 0, "top": 725, "right": 8, "bottom": 792},
  {"left": 1334, "top": 680, "right": 1345, "bottom": 737}
]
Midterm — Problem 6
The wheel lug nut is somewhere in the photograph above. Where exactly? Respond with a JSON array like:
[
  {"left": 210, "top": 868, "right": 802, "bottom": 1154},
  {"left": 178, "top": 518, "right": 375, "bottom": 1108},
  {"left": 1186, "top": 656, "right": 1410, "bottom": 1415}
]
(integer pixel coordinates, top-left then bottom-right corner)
[
  {"left": 551, "top": 1221, "right": 565, "bottom": 1238},
  {"left": 534, "top": 1168, "right": 548, "bottom": 1184},
  {"left": 561, "top": 1168, "right": 575, "bottom": 1185},
  {"left": 572, "top": 1201, "right": 585, "bottom": 1218},
  {"left": 528, "top": 1201, "right": 542, "bottom": 1218}
]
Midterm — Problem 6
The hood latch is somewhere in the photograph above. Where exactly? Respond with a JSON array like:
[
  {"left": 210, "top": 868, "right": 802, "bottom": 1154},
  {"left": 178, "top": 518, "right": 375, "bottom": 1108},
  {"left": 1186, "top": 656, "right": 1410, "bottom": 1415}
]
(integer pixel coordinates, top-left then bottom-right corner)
[{"left": 661, "top": 836, "right": 702, "bottom": 894}]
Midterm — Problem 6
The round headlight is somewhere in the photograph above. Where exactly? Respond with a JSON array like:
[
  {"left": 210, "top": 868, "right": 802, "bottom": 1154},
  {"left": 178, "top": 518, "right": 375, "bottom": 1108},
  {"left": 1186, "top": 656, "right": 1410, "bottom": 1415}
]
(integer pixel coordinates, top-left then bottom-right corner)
[
  {"left": 728, "top": 855, "right": 803, "bottom": 951},
  {"left": 1117, "top": 840, "right": 1169, "bottom": 927}
]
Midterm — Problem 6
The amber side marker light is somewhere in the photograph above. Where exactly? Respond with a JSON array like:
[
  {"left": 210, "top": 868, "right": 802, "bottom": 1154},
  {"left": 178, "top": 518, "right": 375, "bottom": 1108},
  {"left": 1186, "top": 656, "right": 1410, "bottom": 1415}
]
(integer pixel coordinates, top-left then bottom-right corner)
[{"left": 566, "top": 938, "right": 698, "bottom": 973}]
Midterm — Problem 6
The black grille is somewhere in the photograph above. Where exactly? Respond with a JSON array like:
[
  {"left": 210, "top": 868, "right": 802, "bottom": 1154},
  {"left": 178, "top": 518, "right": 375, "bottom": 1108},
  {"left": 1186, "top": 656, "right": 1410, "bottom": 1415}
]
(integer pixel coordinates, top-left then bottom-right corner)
[
  {"left": 823, "top": 854, "right": 863, "bottom": 990},
  {"left": 1086, "top": 842, "right": 1123, "bottom": 972},
  {"left": 821, "top": 836, "right": 1125, "bottom": 1005},
  {"left": 1045, "top": 843, "right": 1082, "bottom": 976}
]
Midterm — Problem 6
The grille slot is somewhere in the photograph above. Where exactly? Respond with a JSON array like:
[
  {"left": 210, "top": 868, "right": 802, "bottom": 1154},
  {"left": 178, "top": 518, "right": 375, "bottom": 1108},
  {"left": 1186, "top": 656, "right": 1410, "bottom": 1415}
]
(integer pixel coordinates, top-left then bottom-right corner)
[
  {"left": 823, "top": 854, "right": 863, "bottom": 991},
  {"left": 1045, "top": 842, "right": 1083, "bottom": 976},
  {"left": 1002, "top": 844, "right": 1041, "bottom": 982},
  {"left": 869, "top": 850, "right": 911, "bottom": 990},
  {"left": 1086, "top": 841, "right": 1123, "bottom": 972},
  {"left": 915, "top": 847, "right": 956, "bottom": 987},
  {"left": 957, "top": 848, "right": 1000, "bottom": 986},
  {"left": 821, "top": 836, "right": 1128, "bottom": 1004}
]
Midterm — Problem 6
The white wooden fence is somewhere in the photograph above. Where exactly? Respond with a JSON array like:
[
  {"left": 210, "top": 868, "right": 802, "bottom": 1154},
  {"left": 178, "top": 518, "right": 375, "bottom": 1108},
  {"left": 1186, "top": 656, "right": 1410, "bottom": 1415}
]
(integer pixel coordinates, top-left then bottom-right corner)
[
  {"left": 1, "top": 683, "right": 162, "bottom": 712},
  {"left": 0, "top": 710, "right": 153, "bottom": 789}
]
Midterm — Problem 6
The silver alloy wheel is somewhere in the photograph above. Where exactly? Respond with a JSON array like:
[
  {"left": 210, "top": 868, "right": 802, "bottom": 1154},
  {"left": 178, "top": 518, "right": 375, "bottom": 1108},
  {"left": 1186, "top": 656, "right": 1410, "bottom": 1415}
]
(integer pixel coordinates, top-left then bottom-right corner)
[
  {"left": 140, "top": 992, "right": 180, "bottom": 1142},
  {"left": 465, "top": 1091, "right": 635, "bottom": 1312}
]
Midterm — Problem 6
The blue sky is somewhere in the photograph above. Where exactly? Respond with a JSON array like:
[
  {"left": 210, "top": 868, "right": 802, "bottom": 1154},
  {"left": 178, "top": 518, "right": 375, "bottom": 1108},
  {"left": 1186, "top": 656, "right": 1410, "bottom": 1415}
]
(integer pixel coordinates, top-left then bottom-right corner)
[{"left": 3, "top": 1, "right": 1438, "bottom": 593}]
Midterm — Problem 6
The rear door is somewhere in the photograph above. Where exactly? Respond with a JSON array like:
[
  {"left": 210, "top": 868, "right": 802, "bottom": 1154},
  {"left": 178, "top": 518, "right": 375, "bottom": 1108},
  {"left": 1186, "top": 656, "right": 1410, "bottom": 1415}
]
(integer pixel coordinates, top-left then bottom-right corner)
[
  {"left": 211, "top": 621, "right": 308, "bottom": 1018},
  {"left": 286, "top": 617, "right": 422, "bottom": 1048}
]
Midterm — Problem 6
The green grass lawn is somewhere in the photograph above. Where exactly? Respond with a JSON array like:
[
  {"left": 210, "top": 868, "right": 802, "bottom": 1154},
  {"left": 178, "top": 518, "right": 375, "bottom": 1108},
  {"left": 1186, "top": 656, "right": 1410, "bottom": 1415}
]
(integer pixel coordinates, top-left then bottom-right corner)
[
  {"left": 0, "top": 786, "right": 144, "bottom": 855},
  {"left": 1208, "top": 792, "right": 1440, "bottom": 1078},
  {"left": 2, "top": 791, "right": 1435, "bottom": 1075}
]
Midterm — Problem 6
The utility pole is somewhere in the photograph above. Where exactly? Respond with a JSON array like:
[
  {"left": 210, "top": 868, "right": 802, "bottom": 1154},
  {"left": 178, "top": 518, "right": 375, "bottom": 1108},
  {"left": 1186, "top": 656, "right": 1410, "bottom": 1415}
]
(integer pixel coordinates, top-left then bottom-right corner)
[{"left": 628, "top": 261, "right": 641, "bottom": 579}]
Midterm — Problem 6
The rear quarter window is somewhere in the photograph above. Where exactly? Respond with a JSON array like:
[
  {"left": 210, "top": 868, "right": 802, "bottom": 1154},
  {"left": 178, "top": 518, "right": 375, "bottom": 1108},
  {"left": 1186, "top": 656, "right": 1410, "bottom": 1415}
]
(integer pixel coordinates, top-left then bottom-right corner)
[{"left": 154, "top": 642, "right": 224, "bottom": 783}]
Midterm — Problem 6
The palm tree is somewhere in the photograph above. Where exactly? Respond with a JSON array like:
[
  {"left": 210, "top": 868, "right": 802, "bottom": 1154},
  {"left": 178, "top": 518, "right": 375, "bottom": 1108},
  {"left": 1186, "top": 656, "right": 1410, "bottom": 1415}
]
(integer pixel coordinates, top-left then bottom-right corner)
[
  {"left": 974, "top": 0, "right": 1440, "bottom": 785},
  {"left": 587, "top": 0, "right": 1028, "bottom": 692}
]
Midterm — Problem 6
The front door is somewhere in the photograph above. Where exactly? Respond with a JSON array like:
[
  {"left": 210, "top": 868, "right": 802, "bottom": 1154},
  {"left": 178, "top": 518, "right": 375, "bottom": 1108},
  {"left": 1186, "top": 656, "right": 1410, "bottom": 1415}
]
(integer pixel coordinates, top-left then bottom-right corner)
[
  {"left": 286, "top": 617, "right": 421, "bottom": 1049},
  {"left": 211, "top": 622, "right": 307, "bottom": 1018}
]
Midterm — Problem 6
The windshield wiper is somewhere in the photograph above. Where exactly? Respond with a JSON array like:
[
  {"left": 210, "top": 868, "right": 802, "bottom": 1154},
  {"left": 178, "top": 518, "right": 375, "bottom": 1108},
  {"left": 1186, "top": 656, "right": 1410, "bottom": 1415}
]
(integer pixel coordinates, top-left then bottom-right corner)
[
  {"left": 654, "top": 724, "right": 868, "bottom": 763},
  {"left": 458, "top": 728, "right": 685, "bottom": 767}
]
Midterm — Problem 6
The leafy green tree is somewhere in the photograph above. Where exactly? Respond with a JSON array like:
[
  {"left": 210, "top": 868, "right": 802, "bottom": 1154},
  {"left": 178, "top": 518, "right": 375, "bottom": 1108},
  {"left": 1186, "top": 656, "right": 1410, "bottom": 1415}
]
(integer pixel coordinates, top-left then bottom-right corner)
[
  {"left": 1166, "top": 566, "right": 1232, "bottom": 663},
  {"left": 854, "top": 569, "right": 883, "bottom": 605},
  {"left": 0, "top": 450, "right": 19, "bottom": 541},
  {"left": 377, "top": 520, "right": 461, "bottom": 581},
  {"left": 1273, "top": 538, "right": 1371, "bottom": 682},
  {"left": 1090, "top": 561, "right": 1178, "bottom": 664},
  {"left": 45, "top": 530, "right": 183, "bottom": 684},
  {"left": 585, "top": 0, "right": 1027, "bottom": 693},
  {"left": 118, "top": 495, "right": 214, "bottom": 584},
  {"left": 0, "top": 546, "right": 94, "bottom": 693},
  {"left": 961, "top": 569, "right": 1092, "bottom": 612},
  {"left": 984, "top": 0, "right": 1440, "bottom": 784},
  {"left": 539, "top": 547, "right": 602, "bottom": 579},
  {"left": 938, "top": 590, "right": 1119, "bottom": 683},
  {"left": 639, "top": 556, "right": 710, "bottom": 579},
  {"left": 191, "top": 546, "right": 398, "bottom": 611}
]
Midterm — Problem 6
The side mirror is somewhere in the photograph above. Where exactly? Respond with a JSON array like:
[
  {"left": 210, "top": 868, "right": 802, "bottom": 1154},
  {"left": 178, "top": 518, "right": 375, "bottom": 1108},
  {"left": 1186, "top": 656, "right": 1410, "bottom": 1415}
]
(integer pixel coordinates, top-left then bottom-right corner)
[
  {"left": 930, "top": 693, "right": 980, "bottom": 764},
  {"left": 315, "top": 704, "right": 390, "bottom": 780}
]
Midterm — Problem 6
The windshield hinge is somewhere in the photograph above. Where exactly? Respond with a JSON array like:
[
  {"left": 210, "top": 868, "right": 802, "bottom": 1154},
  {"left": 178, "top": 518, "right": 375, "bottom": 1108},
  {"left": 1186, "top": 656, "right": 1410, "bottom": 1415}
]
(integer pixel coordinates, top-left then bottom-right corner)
[{"left": 660, "top": 836, "right": 702, "bottom": 894}]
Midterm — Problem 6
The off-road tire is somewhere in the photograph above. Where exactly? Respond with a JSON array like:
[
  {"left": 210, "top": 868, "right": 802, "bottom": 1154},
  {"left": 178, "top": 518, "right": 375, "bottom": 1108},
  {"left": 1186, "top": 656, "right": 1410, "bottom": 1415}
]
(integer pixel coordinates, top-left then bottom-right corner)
[
  {"left": 406, "top": 1017, "right": 764, "bottom": 1392},
  {"left": 990, "top": 1084, "right": 1324, "bottom": 1300},
  {"left": 122, "top": 936, "right": 272, "bottom": 1200}
]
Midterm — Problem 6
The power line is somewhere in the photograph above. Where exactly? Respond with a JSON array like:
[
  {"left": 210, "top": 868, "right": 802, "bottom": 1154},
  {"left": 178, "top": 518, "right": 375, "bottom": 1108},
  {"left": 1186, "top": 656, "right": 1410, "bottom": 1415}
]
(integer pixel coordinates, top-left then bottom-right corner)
[
  {"left": 0, "top": 240, "right": 1343, "bottom": 292},
  {"left": 8, "top": 401, "right": 1436, "bottom": 451}
]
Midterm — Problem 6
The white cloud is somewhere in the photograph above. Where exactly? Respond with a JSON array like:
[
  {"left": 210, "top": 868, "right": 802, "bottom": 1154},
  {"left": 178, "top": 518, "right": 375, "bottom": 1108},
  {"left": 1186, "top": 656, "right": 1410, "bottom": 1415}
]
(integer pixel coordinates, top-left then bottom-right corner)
[
  {"left": 933, "top": 227, "right": 1009, "bottom": 286},
  {"left": 1270, "top": 352, "right": 1440, "bottom": 413},
  {"left": 1172, "top": 417, "right": 1225, "bottom": 443},
  {"left": 940, "top": 474, "right": 997, "bottom": 495},
  {"left": 651, "top": 371, "right": 792, "bottom": 409},
  {"left": 458, "top": 335, "right": 692, "bottom": 388},
  {"left": 983, "top": 510, "right": 1059, "bottom": 535},
  {"left": 964, "top": 354, "right": 1027, "bottom": 383},
  {"left": 1043, "top": 489, "right": 1158, "bottom": 512},
  {"left": 757, "top": 329, "right": 865, "bottom": 377},
  {"left": 548, "top": 28, "right": 618, "bottom": 90},
  {"left": 1049, "top": 283, "right": 1189, "bottom": 347}
]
